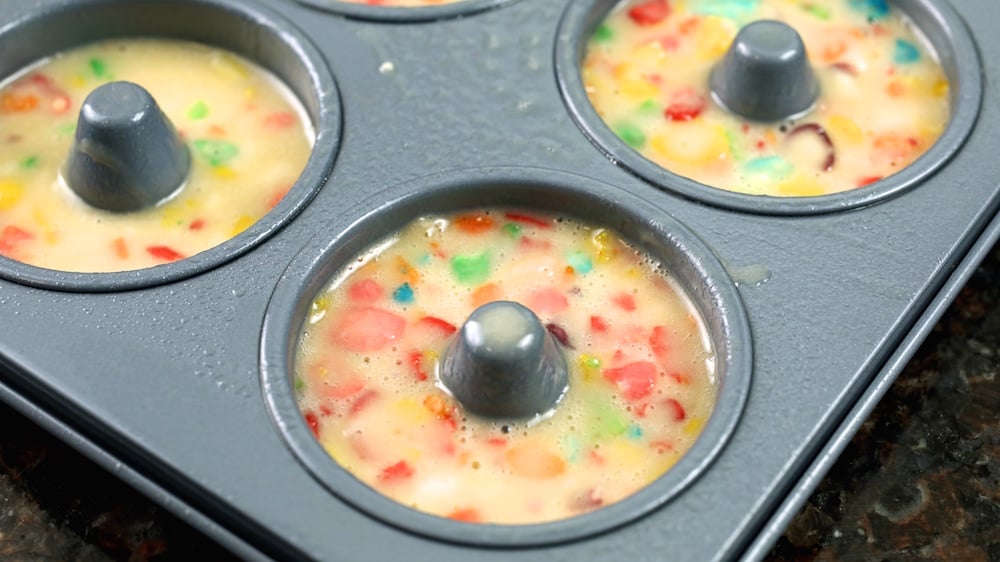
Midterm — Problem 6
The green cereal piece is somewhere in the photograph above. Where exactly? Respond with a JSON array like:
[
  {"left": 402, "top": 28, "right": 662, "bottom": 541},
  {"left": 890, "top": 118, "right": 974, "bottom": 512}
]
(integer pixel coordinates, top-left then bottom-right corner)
[
  {"left": 639, "top": 99, "right": 660, "bottom": 114},
  {"left": 592, "top": 24, "right": 614, "bottom": 43},
  {"left": 21, "top": 156, "right": 39, "bottom": 170},
  {"left": 615, "top": 123, "right": 646, "bottom": 149},
  {"left": 451, "top": 252, "right": 491, "bottom": 284},
  {"left": 193, "top": 139, "right": 240, "bottom": 167},
  {"left": 802, "top": 3, "right": 831, "bottom": 20},
  {"left": 89, "top": 58, "right": 109, "bottom": 78},
  {"left": 187, "top": 100, "right": 210, "bottom": 120},
  {"left": 503, "top": 223, "right": 522, "bottom": 238}
]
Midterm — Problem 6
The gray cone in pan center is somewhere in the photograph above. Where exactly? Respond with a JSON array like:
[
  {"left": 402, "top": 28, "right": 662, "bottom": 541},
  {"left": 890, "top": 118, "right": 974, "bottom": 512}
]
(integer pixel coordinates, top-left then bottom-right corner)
[
  {"left": 710, "top": 19, "right": 819, "bottom": 122},
  {"left": 439, "top": 300, "right": 569, "bottom": 419},
  {"left": 63, "top": 81, "right": 190, "bottom": 213}
]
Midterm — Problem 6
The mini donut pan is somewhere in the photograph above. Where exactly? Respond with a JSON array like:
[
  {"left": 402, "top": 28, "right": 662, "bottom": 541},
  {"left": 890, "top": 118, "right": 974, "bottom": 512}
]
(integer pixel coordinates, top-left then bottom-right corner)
[{"left": 0, "top": 0, "right": 996, "bottom": 560}]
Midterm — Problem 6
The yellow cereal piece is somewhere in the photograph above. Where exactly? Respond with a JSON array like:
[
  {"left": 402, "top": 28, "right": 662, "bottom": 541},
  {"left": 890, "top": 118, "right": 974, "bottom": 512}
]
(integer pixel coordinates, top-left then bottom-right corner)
[
  {"left": 0, "top": 179, "right": 24, "bottom": 210},
  {"left": 650, "top": 125, "right": 729, "bottom": 165},
  {"left": 31, "top": 208, "right": 58, "bottom": 245},
  {"left": 932, "top": 78, "right": 949, "bottom": 98},
  {"left": 777, "top": 175, "right": 827, "bottom": 197},
  {"left": 920, "top": 122, "right": 944, "bottom": 140},
  {"left": 826, "top": 115, "right": 863, "bottom": 145},
  {"left": 619, "top": 78, "right": 660, "bottom": 102},
  {"left": 158, "top": 201, "right": 188, "bottom": 227},
  {"left": 577, "top": 354, "right": 602, "bottom": 381},
  {"left": 324, "top": 441, "right": 352, "bottom": 467},
  {"left": 683, "top": 417, "right": 705, "bottom": 437},
  {"left": 212, "top": 165, "right": 238, "bottom": 180},
  {"left": 606, "top": 439, "right": 646, "bottom": 466},
  {"left": 391, "top": 399, "right": 433, "bottom": 425},
  {"left": 309, "top": 294, "right": 330, "bottom": 323},
  {"left": 695, "top": 16, "right": 736, "bottom": 59},
  {"left": 629, "top": 41, "right": 667, "bottom": 67},
  {"left": 230, "top": 215, "right": 255, "bottom": 236},
  {"left": 210, "top": 51, "right": 250, "bottom": 80},
  {"left": 591, "top": 229, "right": 619, "bottom": 263}
]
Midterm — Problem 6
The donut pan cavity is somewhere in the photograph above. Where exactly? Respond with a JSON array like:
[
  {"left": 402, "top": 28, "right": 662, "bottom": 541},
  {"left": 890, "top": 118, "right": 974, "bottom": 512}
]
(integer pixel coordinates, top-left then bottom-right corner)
[{"left": 0, "top": 0, "right": 997, "bottom": 560}]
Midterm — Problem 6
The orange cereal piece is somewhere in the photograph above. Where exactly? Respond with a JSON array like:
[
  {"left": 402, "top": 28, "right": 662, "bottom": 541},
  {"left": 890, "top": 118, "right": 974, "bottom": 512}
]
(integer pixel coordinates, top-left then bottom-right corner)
[
  {"left": 470, "top": 282, "right": 503, "bottom": 308},
  {"left": 448, "top": 508, "right": 482, "bottom": 522},
  {"left": 453, "top": 213, "right": 495, "bottom": 234},
  {"left": 111, "top": 237, "right": 129, "bottom": 259},
  {"left": 1, "top": 93, "right": 39, "bottom": 112},
  {"left": 506, "top": 443, "right": 567, "bottom": 479}
]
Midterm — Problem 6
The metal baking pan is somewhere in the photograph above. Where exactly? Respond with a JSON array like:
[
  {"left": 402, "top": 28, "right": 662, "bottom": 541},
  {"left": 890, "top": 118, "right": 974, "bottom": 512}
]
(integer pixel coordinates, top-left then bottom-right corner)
[{"left": 0, "top": 0, "right": 996, "bottom": 559}]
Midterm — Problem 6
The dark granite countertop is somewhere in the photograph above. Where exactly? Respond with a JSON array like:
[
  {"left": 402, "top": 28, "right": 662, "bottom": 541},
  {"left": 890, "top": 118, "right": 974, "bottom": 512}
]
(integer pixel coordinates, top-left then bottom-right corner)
[{"left": 1, "top": 241, "right": 998, "bottom": 561}]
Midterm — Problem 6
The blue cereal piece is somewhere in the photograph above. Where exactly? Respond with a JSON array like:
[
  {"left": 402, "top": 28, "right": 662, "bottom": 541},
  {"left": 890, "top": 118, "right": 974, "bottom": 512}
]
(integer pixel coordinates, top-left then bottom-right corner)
[
  {"left": 693, "top": 0, "right": 760, "bottom": 22},
  {"left": 893, "top": 39, "right": 921, "bottom": 64},
  {"left": 567, "top": 251, "right": 593, "bottom": 274},
  {"left": 743, "top": 156, "right": 793, "bottom": 180},
  {"left": 848, "top": 0, "right": 889, "bottom": 20},
  {"left": 393, "top": 282, "right": 414, "bottom": 304}
]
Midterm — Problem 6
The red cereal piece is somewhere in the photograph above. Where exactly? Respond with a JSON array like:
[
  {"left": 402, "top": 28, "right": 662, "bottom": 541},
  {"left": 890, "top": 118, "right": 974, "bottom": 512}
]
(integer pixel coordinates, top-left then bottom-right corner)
[
  {"left": 349, "top": 389, "right": 378, "bottom": 415},
  {"left": 664, "top": 88, "right": 707, "bottom": 122},
  {"left": 612, "top": 292, "right": 636, "bottom": 311},
  {"left": 628, "top": 0, "right": 670, "bottom": 26},
  {"left": 529, "top": 287, "right": 569, "bottom": 314},
  {"left": 407, "top": 349, "right": 429, "bottom": 382},
  {"left": 649, "top": 440, "right": 675, "bottom": 454},
  {"left": 658, "top": 36, "right": 680, "bottom": 50},
  {"left": 545, "top": 323, "right": 573, "bottom": 348},
  {"left": 415, "top": 315, "right": 458, "bottom": 336},
  {"left": 571, "top": 488, "right": 604, "bottom": 510},
  {"left": 518, "top": 236, "right": 553, "bottom": 250},
  {"left": 649, "top": 325, "right": 670, "bottom": 359},
  {"left": 504, "top": 212, "right": 552, "bottom": 228},
  {"left": 263, "top": 111, "right": 297, "bottom": 129},
  {"left": 304, "top": 410, "right": 321, "bottom": 438},
  {"left": 663, "top": 398, "right": 687, "bottom": 422},
  {"left": 602, "top": 361, "right": 657, "bottom": 400},
  {"left": 347, "top": 278, "right": 385, "bottom": 303},
  {"left": 146, "top": 245, "right": 184, "bottom": 262},
  {"left": 189, "top": 218, "right": 205, "bottom": 231},
  {"left": 0, "top": 226, "right": 34, "bottom": 258},
  {"left": 669, "top": 371, "right": 690, "bottom": 385},
  {"left": 332, "top": 306, "right": 405, "bottom": 351},
  {"left": 378, "top": 460, "right": 414, "bottom": 482},
  {"left": 589, "top": 315, "right": 609, "bottom": 332},
  {"left": 787, "top": 123, "right": 836, "bottom": 171},
  {"left": 267, "top": 186, "right": 292, "bottom": 210},
  {"left": 857, "top": 176, "right": 883, "bottom": 187}
]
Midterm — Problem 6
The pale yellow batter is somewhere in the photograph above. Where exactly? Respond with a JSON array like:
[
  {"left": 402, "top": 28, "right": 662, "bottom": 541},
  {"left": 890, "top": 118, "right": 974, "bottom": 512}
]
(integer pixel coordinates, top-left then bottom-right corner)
[
  {"left": 583, "top": 0, "right": 949, "bottom": 196},
  {"left": 0, "top": 39, "right": 312, "bottom": 272},
  {"left": 295, "top": 209, "right": 717, "bottom": 524}
]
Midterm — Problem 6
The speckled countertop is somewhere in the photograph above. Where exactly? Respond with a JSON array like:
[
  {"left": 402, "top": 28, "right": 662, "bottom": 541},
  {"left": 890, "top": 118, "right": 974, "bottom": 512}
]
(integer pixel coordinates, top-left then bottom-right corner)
[{"left": 1, "top": 240, "right": 998, "bottom": 561}]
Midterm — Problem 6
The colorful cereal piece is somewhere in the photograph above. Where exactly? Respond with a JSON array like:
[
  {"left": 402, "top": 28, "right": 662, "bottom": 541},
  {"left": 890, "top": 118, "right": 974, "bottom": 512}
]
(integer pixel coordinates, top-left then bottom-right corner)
[
  {"left": 603, "top": 361, "right": 657, "bottom": 401},
  {"left": 451, "top": 252, "right": 491, "bottom": 284},
  {"left": 332, "top": 307, "right": 406, "bottom": 351}
]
